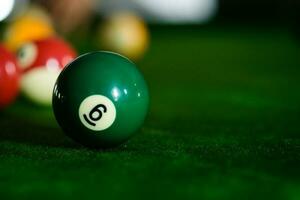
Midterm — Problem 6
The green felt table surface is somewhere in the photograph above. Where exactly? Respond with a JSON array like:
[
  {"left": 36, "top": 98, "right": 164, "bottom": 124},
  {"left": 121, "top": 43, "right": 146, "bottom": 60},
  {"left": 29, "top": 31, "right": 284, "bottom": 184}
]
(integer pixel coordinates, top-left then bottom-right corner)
[{"left": 0, "top": 25, "right": 300, "bottom": 199}]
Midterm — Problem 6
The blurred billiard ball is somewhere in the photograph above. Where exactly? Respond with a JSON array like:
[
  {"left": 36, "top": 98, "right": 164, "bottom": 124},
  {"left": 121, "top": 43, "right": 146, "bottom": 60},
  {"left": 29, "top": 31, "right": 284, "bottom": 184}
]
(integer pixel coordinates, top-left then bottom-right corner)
[
  {"left": 52, "top": 51, "right": 149, "bottom": 148},
  {"left": 0, "top": 45, "right": 20, "bottom": 108},
  {"left": 17, "top": 37, "right": 77, "bottom": 106},
  {"left": 99, "top": 12, "right": 149, "bottom": 61},
  {"left": 41, "top": 0, "right": 95, "bottom": 33},
  {"left": 4, "top": 5, "right": 55, "bottom": 52}
]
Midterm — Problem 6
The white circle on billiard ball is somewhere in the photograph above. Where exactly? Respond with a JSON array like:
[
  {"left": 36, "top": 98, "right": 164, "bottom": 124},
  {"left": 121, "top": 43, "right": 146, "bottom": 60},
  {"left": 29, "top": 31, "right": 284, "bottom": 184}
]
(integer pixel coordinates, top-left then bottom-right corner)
[
  {"left": 21, "top": 67, "right": 61, "bottom": 105},
  {"left": 17, "top": 43, "right": 37, "bottom": 69},
  {"left": 79, "top": 95, "right": 116, "bottom": 131}
]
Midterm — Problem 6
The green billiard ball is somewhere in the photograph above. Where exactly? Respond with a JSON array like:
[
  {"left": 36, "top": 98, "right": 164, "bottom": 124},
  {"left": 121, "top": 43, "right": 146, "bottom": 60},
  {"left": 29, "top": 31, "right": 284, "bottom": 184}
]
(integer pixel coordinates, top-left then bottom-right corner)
[{"left": 52, "top": 51, "right": 149, "bottom": 148}]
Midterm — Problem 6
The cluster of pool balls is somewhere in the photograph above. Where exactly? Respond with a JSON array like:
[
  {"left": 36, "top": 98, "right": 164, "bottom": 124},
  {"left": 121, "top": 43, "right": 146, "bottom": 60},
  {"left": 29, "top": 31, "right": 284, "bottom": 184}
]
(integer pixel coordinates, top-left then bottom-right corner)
[{"left": 0, "top": 9, "right": 149, "bottom": 148}]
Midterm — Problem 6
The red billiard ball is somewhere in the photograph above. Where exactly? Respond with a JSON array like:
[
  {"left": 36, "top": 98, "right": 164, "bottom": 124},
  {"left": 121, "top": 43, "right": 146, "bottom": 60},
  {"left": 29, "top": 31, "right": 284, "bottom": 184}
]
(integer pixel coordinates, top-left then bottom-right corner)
[
  {"left": 17, "top": 37, "right": 77, "bottom": 106},
  {"left": 0, "top": 45, "right": 20, "bottom": 108}
]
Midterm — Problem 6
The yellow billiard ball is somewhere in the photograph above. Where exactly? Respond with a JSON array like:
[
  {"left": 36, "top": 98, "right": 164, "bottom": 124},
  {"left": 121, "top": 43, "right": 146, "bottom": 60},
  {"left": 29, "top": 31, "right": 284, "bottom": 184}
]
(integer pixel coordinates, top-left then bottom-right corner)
[
  {"left": 99, "top": 12, "right": 149, "bottom": 61},
  {"left": 4, "top": 6, "right": 55, "bottom": 52}
]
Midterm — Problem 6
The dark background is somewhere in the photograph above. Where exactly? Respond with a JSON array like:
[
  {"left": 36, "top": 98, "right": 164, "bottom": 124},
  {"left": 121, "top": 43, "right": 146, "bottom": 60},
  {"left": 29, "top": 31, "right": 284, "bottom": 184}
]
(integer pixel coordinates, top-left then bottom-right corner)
[{"left": 218, "top": 0, "right": 297, "bottom": 21}]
